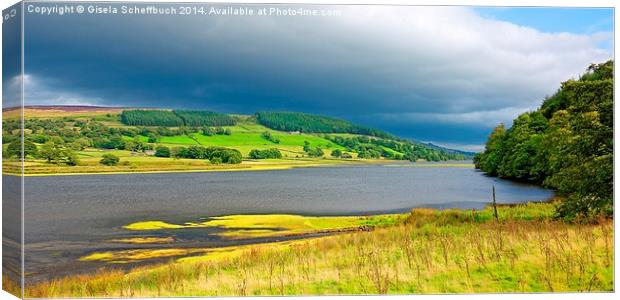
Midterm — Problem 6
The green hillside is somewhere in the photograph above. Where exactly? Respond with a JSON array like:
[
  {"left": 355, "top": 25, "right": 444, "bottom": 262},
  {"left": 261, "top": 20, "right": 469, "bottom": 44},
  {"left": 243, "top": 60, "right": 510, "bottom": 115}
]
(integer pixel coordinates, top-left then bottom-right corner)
[{"left": 3, "top": 108, "right": 468, "bottom": 175}]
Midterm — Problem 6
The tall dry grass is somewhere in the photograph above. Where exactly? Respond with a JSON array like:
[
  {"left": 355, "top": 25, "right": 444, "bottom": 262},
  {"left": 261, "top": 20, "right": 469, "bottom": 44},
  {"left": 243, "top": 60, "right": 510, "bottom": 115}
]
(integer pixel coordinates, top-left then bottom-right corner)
[{"left": 24, "top": 203, "right": 613, "bottom": 297}]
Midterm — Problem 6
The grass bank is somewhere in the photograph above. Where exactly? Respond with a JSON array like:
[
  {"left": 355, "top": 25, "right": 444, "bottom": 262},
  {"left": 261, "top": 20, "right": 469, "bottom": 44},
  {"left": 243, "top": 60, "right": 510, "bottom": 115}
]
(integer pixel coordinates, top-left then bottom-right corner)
[
  {"left": 4, "top": 156, "right": 473, "bottom": 177},
  {"left": 24, "top": 202, "right": 613, "bottom": 297}
]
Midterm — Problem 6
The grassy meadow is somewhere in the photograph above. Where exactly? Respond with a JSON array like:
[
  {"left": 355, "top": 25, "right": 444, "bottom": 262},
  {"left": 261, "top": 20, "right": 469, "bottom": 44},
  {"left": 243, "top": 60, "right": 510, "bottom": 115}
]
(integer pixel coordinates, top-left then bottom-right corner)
[{"left": 22, "top": 202, "right": 613, "bottom": 297}]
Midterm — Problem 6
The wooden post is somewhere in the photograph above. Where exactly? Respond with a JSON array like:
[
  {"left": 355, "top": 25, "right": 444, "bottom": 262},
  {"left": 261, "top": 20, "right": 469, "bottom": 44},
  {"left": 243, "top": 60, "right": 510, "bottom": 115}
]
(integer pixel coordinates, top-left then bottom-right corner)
[{"left": 492, "top": 185, "right": 499, "bottom": 222}]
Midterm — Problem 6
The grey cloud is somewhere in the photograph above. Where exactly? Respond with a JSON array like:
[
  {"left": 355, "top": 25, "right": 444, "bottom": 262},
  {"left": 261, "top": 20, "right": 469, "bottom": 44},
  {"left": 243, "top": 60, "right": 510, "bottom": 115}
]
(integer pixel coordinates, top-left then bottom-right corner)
[{"left": 21, "top": 4, "right": 612, "bottom": 148}]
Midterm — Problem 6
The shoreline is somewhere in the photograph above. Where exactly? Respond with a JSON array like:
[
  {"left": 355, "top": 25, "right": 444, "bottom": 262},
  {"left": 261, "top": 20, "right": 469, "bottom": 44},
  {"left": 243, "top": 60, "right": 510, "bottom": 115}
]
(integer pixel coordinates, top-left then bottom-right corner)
[
  {"left": 20, "top": 201, "right": 614, "bottom": 297},
  {"left": 20, "top": 200, "right": 558, "bottom": 284},
  {"left": 3, "top": 160, "right": 475, "bottom": 177}
]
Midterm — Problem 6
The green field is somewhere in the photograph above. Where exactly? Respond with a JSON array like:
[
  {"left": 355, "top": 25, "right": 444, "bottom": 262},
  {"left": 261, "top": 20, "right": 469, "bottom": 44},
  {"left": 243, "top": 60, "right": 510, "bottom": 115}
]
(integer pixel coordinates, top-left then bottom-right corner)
[{"left": 130, "top": 122, "right": 347, "bottom": 155}]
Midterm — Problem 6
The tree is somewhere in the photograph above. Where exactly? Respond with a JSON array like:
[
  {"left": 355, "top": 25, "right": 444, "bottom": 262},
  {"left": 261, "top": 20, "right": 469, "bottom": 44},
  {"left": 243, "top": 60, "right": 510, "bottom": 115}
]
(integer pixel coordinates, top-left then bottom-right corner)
[
  {"left": 331, "top": 149, "right": 342, "bottom": 158},
  {"left": 261, "top": 131, "right": 279, "bottom": 143},
  {"left": 5, "top": 140, "right": 37, "bottom": 158},
  {"left": 473, "top": 124, "right": 507, "bottom": 176},
  {"left": 154, "top": 146, "right": 171, "bottom": 158},
  {"left": 100, "top": 154, "right": 120, "bottom": 166},
  {"left": 39, "top": 142, "right": 65, "bottom": 163},
  {"left": 125, "top": 137, "right": 146, "bottom": 152},
  {"left": 31, "top": 134, "right": 49, "bottom": 144},
  {"left": 65, "top": 150, "right": 80, "bottom": 166},
  {"left": 202, "top": 127, "right": 215, "bottom": 136},
  {"left": 147, "top": 134, "right": 159, "bottom": 143},
  {"left": 50, "top": 136, "right": 64, "bottom": 145},
  {"left": 74, "top": 138, "right": 92, "bottom": 150},
  {"left": 305, "top": 146, "right": 324, "bottom": 158},
  {"left": 2, "top": 135, "right": 18, "bottom": 145}
]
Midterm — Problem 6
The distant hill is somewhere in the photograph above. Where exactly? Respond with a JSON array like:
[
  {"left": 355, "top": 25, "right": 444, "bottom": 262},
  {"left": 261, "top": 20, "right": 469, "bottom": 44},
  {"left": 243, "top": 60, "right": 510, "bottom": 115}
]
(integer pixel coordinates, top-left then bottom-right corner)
[
  {"left": 3, "top": 105, "right": 124, "bottom": 112},
  {"left": 5, "top": 106, "right": 470, "bottom": 162},
  {"left": 422, "top": 142, "right": 476, "bottom": 159}
]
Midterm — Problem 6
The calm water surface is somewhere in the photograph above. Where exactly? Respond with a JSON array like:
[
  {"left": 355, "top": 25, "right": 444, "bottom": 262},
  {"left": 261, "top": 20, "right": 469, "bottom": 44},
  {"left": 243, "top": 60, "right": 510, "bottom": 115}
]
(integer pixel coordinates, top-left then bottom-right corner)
[{"left": 10, "top": 164, "right": 555, "bottom": 281}]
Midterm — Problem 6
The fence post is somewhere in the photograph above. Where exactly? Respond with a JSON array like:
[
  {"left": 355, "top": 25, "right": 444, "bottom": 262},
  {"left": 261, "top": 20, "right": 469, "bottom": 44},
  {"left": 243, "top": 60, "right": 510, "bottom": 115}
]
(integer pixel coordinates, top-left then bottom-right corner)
[{"left": 492, "top": 185, "right": 499, "bottom": 222}]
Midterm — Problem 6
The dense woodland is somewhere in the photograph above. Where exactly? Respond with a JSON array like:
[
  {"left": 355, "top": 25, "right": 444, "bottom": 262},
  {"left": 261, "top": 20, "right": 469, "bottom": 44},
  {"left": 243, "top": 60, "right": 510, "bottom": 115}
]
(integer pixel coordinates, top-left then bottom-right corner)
[
  {"left": 256, "top": 112, "right": 393, "bottom": 138},
  {"left": 174, "top": 110, "right": 236, "bottom": 127},
  {"left": 474, "top": 61, "right": 613, "bottom": 220},
  {"left": 120, "top": 110, "right": 183, "bottom": 126},
  {"left": 120, "top": 110, "right": 235, "bottom": 127}
]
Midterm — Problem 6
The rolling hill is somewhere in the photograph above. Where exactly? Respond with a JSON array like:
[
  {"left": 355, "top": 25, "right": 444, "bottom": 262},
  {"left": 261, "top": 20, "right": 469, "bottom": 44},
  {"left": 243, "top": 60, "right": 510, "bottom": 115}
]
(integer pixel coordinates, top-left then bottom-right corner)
[{"left": 3, "top": 106, "right": 471, "bottom": 175}]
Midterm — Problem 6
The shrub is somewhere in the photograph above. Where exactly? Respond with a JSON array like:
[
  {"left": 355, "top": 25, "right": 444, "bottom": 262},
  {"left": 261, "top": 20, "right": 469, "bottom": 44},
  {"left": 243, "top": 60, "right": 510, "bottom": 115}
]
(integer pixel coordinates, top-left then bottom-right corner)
[
  {"left": 100, "top": 154, "right": 120, "bottom": 166},
  {"left": 154, "top": 146, "right": 171, "bottom": 158},
  {"left": 169, "top": 146, "right": 242, "bottom": 164},
  {"left": 305, "top": 146, "right": 324, "bottom": 158},
  {"left": 249, "top": 148, "right": 283, "bottom": 159}
]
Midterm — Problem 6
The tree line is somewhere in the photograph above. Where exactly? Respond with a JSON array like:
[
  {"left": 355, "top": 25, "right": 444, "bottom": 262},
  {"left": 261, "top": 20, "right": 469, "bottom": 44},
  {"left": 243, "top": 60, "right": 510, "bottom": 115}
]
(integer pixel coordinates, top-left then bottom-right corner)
[
  {"left": 474, "top": 61, "right": 613, "bottom": 220},
  {"left": 153, "top": 145, "right": 242, "bottom": 164},
  {"left": 249, "top": 148, "right": 283, "bottom": 159},
  {"left": 256, "top": 111, "right": 393, "bottom": 138},
  {"left": 120, "top": 110, "right": 235, "bottom": 127},
  {"left": 326, "top": 135, "right": 466, "bottom": 161}
]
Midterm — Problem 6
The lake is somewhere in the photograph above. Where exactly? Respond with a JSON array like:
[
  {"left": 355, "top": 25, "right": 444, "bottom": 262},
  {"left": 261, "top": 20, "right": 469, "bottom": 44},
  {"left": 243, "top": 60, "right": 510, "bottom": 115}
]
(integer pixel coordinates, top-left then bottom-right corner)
[{"left": 9, "top": 163, "right": 555, "bottom": 282}]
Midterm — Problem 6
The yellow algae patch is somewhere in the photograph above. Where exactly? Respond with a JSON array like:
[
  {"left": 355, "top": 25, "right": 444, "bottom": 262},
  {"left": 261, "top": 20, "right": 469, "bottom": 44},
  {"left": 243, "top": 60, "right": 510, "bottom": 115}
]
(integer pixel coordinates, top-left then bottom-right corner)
[
  {"left": 80, "top": 248, "right": 204, "bottom": 264},
  {"left": 123, "top": 221, "right": 196, "bottom": 230},
  {"left": 108, "top": 237, "right": 174, "bottom": 244},
  {"left": 204, "top": 214, "right": 363, "bottom": 238},
  {"left": 80, "top": 252, "right": 115, "bottom": 262},
  {"left": 122, "top": 214, "right": 405, "bottom": 239}
]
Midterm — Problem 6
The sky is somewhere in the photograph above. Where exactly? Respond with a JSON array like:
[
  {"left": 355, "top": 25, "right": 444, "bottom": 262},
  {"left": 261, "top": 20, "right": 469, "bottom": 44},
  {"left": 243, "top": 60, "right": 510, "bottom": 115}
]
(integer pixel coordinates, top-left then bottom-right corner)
[{"left": 5, "top": 3, "right": 614, "bottom": 151}]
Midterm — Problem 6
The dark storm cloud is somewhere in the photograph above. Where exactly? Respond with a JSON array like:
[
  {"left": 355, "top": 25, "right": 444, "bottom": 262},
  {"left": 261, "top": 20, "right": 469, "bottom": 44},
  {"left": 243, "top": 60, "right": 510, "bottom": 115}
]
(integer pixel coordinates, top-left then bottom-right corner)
[{"left": 19, "top": 3, "right": 612, "bottom": 149}]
